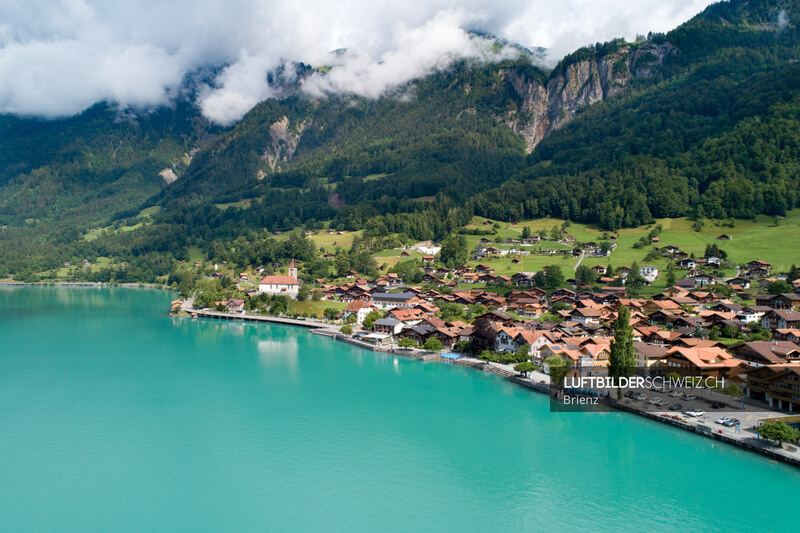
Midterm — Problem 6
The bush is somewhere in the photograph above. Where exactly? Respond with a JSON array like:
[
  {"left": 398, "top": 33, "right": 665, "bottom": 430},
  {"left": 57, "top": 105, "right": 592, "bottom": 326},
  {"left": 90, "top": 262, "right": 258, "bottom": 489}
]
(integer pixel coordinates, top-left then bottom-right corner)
[
  {"left": 398, "top": 338, "right": 416, "bottom": 348},
  {"left": 423, "top": 338, "right": 443, "bottom": 351},
  {"left": 340, "top": 325, "right": 353, "bottom": 335},
  {"left": 515, "top": 361, "right": 537, "bottom": 373}
]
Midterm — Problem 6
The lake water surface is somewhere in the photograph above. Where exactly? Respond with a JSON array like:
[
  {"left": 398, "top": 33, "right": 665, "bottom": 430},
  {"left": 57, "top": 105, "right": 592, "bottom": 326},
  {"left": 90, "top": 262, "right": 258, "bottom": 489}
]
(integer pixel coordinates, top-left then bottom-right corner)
[{"left": 0, "top": 287, "right": 796, "bottom": 531}]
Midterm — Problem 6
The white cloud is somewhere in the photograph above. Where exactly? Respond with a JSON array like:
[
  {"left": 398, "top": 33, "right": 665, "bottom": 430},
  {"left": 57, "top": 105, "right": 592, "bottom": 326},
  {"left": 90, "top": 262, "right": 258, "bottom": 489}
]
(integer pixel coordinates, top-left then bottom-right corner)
[{"left": 0, "top": 0, "right": 715, "bottom": 123}]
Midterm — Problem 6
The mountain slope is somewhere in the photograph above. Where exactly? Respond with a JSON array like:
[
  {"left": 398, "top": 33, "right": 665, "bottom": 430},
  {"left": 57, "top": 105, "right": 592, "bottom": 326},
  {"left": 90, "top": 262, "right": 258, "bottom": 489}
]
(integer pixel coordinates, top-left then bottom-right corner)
[{"left": 2, "top": 0, "right": 800, "bottom": 277}]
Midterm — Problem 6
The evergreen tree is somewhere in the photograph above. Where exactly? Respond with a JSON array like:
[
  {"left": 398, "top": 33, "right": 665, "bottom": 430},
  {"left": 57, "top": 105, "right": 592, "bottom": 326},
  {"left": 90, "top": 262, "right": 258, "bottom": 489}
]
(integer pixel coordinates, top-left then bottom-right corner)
[{"left": 609, "top": 306, "right": 636, "bottom": 381}]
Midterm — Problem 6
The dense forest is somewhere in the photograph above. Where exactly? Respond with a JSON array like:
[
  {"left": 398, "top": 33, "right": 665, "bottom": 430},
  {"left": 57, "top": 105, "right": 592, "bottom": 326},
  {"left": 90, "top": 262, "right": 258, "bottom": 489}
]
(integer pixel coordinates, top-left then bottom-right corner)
[{"left": 2, "top": 0, "right": 800, "bottom": 280}]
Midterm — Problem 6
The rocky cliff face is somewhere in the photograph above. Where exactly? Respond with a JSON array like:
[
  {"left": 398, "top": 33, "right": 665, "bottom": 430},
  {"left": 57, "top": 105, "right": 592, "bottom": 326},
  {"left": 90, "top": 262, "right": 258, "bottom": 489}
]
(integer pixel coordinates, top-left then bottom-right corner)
[
  {"left": 261, "top": 115, "right": 310, "bottom": 172},
  {"left": 499, "top": 43, "right": 674, "bottom": 151}
]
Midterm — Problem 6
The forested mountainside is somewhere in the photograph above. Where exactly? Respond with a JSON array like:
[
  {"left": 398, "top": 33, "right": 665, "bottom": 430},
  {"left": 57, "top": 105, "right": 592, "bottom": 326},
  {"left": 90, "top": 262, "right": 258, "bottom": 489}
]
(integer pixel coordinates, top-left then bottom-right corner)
[{"left": 1, "top": 0, "right": 800, "bottom": 278}]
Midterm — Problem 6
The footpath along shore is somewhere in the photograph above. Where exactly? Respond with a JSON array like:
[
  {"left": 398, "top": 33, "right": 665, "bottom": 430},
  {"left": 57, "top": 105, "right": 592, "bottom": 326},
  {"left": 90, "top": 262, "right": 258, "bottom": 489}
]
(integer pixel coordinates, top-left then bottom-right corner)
[{"left": 183, "top": 305, "right": 800, "bottom": 469}]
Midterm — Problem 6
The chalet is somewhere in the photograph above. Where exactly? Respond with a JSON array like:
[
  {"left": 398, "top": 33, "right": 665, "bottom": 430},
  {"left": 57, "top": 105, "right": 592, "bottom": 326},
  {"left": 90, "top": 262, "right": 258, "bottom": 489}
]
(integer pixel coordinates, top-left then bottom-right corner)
[
  {"left": 747, "top": 260, "right": 772, "bottom": 272},
  {"left": 514, "top": 330, "right": 560, "bottom": 358},
  {"left": 735, "top": 364, "right": 800, "bottom": 412},
  {"left": 689, "top": 273, "right": 716, "bottom": 287},
  {"left": 551, "top": 288, "right": 576, "bottom": 300},
  {"left": 725, "top": 277, "right": 750, "bottom": 290},
  {"left": 660, "top": 346, "right": 743, "bottom": 379},
  {"left": 572, "top": 307, "right": 605, "bottom": 325},
  {"left": 387, "top": 308, "right": 427, "bottom": 324},
  {"left": 372, "top": 318, "right": 404, "bottom": 335},
  {"left": 676, "top": 258, "right": 696, "bottom": 269},
  {"left": 731, "top": 341, "right": 800, "bottom": 367},
  {"left": 511, "top": 272, "right": 535, "bottom": 286},
  {"left": 770, "top": 293, "right": 800, "bottom": 310},
  {"left": 475, "top": 264, "right": 494, "bottom": 273},
  {"left": 397, "top": 325, "right": 436, "bottom": 345},
  {"left": 717, "top": 234, "right": 732, "bottom": 240},
  {"left": 341, "top": 301, "right": 379, "bottom": 324},
  {"left": 214, "top": 299, "right": 245, "bottom": 314},
  {"left": 675, "top": 278, "right": 696, "bottom": 289},
  {"left": 413, "top": 302, "right": 440, "bottom": 316},
  {"left": 762, "top": 309, "right": 800, "bottom": 331},
  {"left": 461, "top": 272, "right": 480, "bottom": 284},
  {"left": 745, "top": 267, "right": 770, "bottom": 280},
  {"left": 475, "top": 310, "right": 513, "bottom": 326},
  {"left": 422, "top": 255, "right": 435, "bottom": 263},
  {"left": 601, "top": 286, "right": 627, "bottom": 297},
  {"left": 591, "top": 265, "right": 607, "bottom": 275},
  {"left": 400, "top": 250, "right": 411, "bottom": 258},
  {"left": 495, "top": 326, "right": 521, "bottom": 352},
  {"left": 634, "top": 342, "right": 670, "bottom": 375},
  {"left": 371, "top": 293, "right": 423, "bottom": 310},
  {"left": 551, "top": 296, "right": 578, "bottom": 308},
  {"left": 775, "top": 329, "right": 800, "bottom": 343},
  {"left": 642, "top": 300, "right": 681, "bottom": 315}
]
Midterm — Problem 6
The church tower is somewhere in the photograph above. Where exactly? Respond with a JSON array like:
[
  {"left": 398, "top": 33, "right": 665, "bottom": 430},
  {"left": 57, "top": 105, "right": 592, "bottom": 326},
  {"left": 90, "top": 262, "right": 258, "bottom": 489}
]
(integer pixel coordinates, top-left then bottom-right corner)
[{"left": 288, "top": 258, "right": 298, "bottom": 280}]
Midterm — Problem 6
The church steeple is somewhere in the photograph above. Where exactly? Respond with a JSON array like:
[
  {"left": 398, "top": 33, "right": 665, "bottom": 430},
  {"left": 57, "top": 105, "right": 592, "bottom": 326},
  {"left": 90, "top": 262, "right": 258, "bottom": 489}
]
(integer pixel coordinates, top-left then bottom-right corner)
[{"left": 288, "top": 258, "right": 298, "bottom": 280}]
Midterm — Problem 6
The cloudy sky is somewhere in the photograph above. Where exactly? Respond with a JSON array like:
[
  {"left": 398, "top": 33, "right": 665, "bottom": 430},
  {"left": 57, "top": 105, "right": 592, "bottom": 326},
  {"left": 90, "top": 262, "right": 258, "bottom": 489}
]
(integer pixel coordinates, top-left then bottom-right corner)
[{"left": 0, "top": 0, "right": 715, "bottom": 125}]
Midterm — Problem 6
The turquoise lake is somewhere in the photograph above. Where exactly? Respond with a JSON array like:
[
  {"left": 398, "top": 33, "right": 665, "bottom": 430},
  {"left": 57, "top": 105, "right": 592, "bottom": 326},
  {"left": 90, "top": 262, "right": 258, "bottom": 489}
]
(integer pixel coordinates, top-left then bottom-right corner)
[{"left": 0, "top": 287, "right": 797, "bottom": 531}]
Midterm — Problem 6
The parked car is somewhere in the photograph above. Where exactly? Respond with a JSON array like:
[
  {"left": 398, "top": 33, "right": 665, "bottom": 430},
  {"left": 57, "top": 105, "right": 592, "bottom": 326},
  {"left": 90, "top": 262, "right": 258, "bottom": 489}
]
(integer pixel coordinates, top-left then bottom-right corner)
[
  {"left": 624, "top": 391, "right": 635, "bottom": 398},
  {"left": 651, "top": 386, "right": 665, "bottom": 393},
  {"left": 669, "top": 390, "right": 683, "bottom": 398},
  {"left": 715, "top": 416, "right": 732, "bottom": 425},
  {"left": 722, "top": 418, "right": 741, "bottom": 427},
  {"left": 669, "top": 403, "right": 683, "bottom": 411},
  {"left": 634, "top": 393, "right": 648, "bottom": 401},
  {"left": 684, "top": 409, "right": 705, "bottom": 417},
  {"left": 656, "top": 399, "right": 669, "bottom": 407},
  {"left": 682, "top": 393, "right": 696, "bottom": 401},
  {"left": 711, "top": 402, "right": 725, "bottom": 409}
]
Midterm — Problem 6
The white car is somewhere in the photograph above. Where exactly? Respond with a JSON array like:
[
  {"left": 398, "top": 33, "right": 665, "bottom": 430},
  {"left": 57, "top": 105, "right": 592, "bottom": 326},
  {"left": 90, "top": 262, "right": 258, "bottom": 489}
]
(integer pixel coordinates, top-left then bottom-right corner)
[
  {"left": 634, "top": 393, "right": 648, "bottom": 401},
  {"left": 684, "top": 409, "right": 705, "bottom": 417},
  {"left": 669, "top": 390, "right": 683, "bottom": 398},
  {"left": 715, "top": 417, "right": 732, "bottom": 425},
  {"left": 683, "top": 393, "right": 696, "bottom": 401}
]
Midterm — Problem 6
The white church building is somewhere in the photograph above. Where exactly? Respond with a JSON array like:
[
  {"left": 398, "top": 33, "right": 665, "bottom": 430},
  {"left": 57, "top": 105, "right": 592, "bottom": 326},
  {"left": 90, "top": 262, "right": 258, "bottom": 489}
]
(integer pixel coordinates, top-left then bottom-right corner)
[{"left": 258, "top": 259, "right": 301, "bottom": 298}]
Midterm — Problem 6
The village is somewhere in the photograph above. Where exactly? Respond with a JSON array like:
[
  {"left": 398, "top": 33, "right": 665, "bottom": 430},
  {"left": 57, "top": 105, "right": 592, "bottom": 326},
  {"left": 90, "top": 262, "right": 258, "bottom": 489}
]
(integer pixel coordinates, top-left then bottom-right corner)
[{"left": 175, "top": 228, "right": 800, "bottom": 419}]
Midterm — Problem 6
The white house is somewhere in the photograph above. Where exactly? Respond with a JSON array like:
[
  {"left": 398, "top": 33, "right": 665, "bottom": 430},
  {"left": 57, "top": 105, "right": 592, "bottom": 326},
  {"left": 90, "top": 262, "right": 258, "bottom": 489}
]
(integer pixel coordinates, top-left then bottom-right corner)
[
  {"left": 341, "top": 301, "right": 379, "bottom": 324},
  {"left": 640, "top": 266, "right": 660, "bottom": 283}
]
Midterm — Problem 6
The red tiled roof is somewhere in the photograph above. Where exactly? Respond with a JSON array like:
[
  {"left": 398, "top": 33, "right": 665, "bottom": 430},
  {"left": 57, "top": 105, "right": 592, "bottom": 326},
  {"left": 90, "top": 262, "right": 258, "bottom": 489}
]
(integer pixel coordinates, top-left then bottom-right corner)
[{"left": 260, "top": 275, "right": 300, "bottom": 285}]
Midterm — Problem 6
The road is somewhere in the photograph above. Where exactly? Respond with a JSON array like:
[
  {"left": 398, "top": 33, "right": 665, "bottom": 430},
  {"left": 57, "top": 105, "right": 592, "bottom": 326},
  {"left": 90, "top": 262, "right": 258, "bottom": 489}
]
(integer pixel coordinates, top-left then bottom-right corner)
[{"left": 573, "top": 250, "right": 586, "bottom": 272}]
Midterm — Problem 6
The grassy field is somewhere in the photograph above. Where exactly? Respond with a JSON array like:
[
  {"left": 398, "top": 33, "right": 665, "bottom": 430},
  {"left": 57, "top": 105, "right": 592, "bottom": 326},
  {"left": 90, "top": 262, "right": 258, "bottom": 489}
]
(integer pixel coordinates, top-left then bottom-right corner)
[
  {"left": 459, "top": 212, "right": 800, "bottom": 273},
  {"left": 83, "top": 206, "right": 162, "bottom": 241},
  {"left": 289, "top": 299, "right": 347, "bottom": 318},
  {"left": 273, "top": 229, "right": 363, "bottom": 251}
]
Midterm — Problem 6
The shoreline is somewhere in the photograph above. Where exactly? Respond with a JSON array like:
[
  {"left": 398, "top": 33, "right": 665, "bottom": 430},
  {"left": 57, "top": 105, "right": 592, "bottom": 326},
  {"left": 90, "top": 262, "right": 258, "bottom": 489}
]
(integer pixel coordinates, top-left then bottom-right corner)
[{"left": 0, "top": 281, "right": 174, "bottom": 291}]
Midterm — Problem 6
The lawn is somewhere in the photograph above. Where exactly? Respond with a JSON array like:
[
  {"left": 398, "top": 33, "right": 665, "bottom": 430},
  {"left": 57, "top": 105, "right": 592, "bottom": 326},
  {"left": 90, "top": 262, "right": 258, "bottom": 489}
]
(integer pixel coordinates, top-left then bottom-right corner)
[{"left": 289, "top": 299, "right": 347, "bottom": 318}]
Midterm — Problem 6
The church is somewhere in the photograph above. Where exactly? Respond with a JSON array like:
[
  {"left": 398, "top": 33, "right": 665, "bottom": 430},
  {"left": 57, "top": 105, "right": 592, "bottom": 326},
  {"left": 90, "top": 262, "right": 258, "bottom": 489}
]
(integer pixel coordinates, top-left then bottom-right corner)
[{"left": 258, "top": 259, "right": 301, "bottom": 298}]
